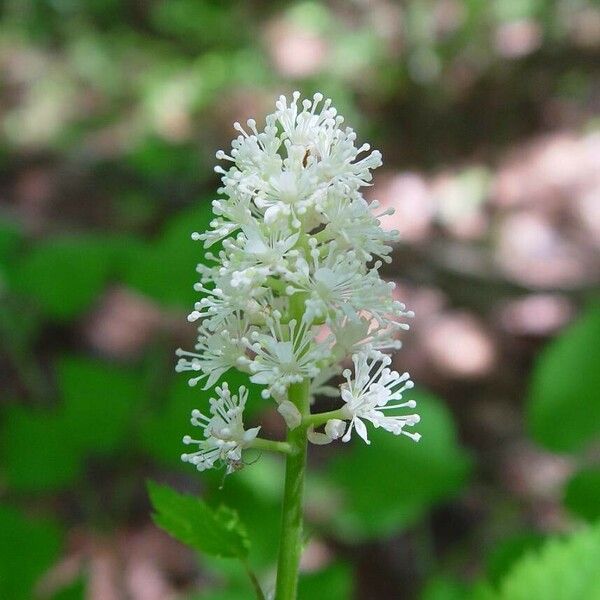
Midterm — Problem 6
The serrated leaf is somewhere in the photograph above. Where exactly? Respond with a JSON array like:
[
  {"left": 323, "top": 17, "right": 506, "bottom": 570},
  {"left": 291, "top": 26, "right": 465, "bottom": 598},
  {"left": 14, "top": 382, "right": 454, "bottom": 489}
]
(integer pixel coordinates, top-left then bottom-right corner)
[
  {"left": 324, "top": 389, "right": 471, "bottom": 541},
  {"left": 564, "top": 467, "right": 600, "bottom": 522},
  {"left": 9, "top": 235, "right": 116, "bottom": 320},
  {"left": 526, "top": 305, "right": 600, "bottom": 453},
  {"left": 148, "top": 481, "right": 250, "bottom": 559},
  {"left": 0, "top": 505, "right": 63, "bottom": 599},
  {"left": 493, "top": 523, "right": 600, "bottom": 600},
  {"left": 203, "top": 455, "right": 284, "bottom": 567},
  {"left": 57, "top": 356, "right": 141, "bottom": 454}
]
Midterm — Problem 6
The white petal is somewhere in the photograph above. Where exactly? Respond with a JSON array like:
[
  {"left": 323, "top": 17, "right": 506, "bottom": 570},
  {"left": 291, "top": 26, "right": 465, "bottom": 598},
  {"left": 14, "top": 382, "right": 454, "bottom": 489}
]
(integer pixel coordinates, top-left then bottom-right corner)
[
  {"left": 325, "top": 419, "right": 346, "bottom": 440},
  {"left": 307, "top": 426, "right": 333, "bottom": 445},
  {"left": 277, "top": 400, "right": 302, "bottom": 429},
  {"left": 354, "top": 418, "right": 371, "bottom": 444}
]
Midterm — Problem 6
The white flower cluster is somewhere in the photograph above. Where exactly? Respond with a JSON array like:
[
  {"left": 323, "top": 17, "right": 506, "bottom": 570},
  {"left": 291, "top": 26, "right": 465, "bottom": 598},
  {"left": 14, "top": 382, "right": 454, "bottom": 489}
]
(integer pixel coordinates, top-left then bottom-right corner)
[
  {"left": 181, "top": 383, "right": 260, "bottom": 473},
  {"left": 178, "top": 92, "right": 420, "bottom": 473}
]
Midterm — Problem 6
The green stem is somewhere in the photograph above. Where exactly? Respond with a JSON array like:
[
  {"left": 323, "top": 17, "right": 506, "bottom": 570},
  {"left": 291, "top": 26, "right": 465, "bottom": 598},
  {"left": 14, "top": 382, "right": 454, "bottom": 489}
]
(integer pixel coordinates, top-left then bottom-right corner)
[
  {"left": 275, "top": 377, "right": 310, "bottom": 600},
  {"left": 250, "top": 437, "right": 294, "bottom": 455},
  {"left": 275, "top": 292, "right": 310, "bottom": 600},
  {"left": 302, "top": 408, "right": 348, "bottom": 428},
  {"left": 242, "top": 558, "right": 266, "bottom": 600}
]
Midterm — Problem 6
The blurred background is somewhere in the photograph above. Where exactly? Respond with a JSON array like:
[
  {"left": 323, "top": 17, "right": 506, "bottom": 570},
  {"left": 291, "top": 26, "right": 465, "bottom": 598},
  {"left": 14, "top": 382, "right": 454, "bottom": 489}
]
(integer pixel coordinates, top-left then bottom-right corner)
[{"left": 0, "top": 1, "right": 599, "bottom": 599}]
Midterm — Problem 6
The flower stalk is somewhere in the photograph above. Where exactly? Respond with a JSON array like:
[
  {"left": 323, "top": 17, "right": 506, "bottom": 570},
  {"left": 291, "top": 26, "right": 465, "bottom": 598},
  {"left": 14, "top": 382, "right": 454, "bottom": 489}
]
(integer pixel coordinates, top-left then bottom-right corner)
[{"left": 275, "top": 377, "right": 310, "bottom": 599}]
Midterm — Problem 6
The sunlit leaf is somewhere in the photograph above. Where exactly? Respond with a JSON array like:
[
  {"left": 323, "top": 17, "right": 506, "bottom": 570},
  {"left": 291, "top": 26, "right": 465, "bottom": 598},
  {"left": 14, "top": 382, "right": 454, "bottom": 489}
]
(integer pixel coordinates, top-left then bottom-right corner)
[
  {"left": 485, "top": 532, "right": 546, "bottom": 586},
  {"left": 493, "top": 523, "right": 600, "bottom": 599}
]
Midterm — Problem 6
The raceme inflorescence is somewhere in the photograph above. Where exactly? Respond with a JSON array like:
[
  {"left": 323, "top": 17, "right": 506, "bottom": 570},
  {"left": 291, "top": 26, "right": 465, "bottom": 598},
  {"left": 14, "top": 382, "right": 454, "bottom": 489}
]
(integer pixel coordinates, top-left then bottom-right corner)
[
  {"left": 175, "top": 91, "right": 421, "bottom": 598},
  {"left": 177, "top": 92, "right": 420, "bottom": 469}
]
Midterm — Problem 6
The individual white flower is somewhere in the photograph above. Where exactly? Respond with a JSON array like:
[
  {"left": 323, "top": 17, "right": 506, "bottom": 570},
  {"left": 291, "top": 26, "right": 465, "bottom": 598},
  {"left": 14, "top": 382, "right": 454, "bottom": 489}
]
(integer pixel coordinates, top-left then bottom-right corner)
[
  {"left": 339, "top": 349, "right": 421, "bottom": 444},
  {"left": 181, "top": 383, "right": 260, "bottom": 473},
  {"left": 329, "top": 316, "right": 404, "bottom": 361},
  {"left": 245, "top": 317, "right": 331, "bottom": 399},
  {"left": 189, "top": 273, "right": 273, "bottom": 331},
  {"left": 175, "top": 318, "right": 250, "bottom": 388},
  {"left": 284, "top": 240, "right": 365, "bottom": 322},
  {"left": 315, "top": 193, "right": 398, "bottom": 262},
  {"left": 192, "top": 189, "right": 255, "bottom": 248},
  {"left": 285, "top": 238, "right": 410, "bottom": 327},
  {"left": 222, "top": 223, "right": 300, "bottom": 280}
]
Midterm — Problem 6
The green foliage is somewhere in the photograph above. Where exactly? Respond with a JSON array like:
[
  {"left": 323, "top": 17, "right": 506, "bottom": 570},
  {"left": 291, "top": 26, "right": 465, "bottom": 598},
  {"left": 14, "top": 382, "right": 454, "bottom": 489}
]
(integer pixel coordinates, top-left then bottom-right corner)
[
  {"left": 121, "top": 203, "right": 214, "bottom": 309},
  {"left": 205, "top": 455, "right": 284, "bottom": 566},
  {"left": 9, "top": 235, "right": 118, "bottom": 320},
  {"left": 57, "top": 355, "right": 142, "bottom": 454},
  {"left": 298, "top": 563, "right": 353, "bottom": 600},
  {"left": 526, "top": 304, "right": 600, "bottom": 453},
  {"left": 0, "top": 505, "right": 63, "bottom": 599},
  {"left": 150, "top": 0, "right": 245, "bottom": 46},
  {"left": 564, "top": 467, "right": 600, "bottom": 522},
  {"left": 324, "top": 389, "right": 472, "bottom": 540},
  {"left": 1, "top": 356, "right": 142, "bottom": 491},
  {"left": 421, "top": 576, "right": 468, "bottom": 600},
  {"left": 0, "top": 219, "right": 22, "bottom": 268},
  {"left": 491, "top": 523, "right": 600, "bottom": 600},
  {"left": 485, "top": 532, "right": 546, "bottom": 586},
  {"left": 1, "top": 404, "right": 83, "bottom": 491},
  {"left": 148, "top": 481, "right": 250, "bottom": 559},
  {"left": 51, "top": 578, "right": 86, "bottom": 600}
]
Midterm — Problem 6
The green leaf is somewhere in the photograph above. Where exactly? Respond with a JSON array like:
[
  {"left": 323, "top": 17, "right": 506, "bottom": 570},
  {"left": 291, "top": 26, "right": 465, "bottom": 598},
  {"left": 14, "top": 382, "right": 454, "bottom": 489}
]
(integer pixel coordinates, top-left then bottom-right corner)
[
  {"left": 1, "top": 405, "right": 82, "bottom": 491},
  {"left": 9, "top": 235, "right": 116, "bottom": 320},
  {"left": 1, "top": 357, "right": 142, "bottom": 491},
  {"left": 0, "top": 219, "right": 22, "bottom": 267},
  {"left": 147, "top": 481, "right": 250, "bottom": 559},
  {"left": 324, "top": 389, "right": 471, "bottom": 540},
  {"left": 51, "top": 578, "right": 86, "bottom": 600},
  {"left": 0, "top": 505, "right": 63, "bottom": 599},
  {"left": 120, "top": 203, "right": 214, "bottom": 309},
  {"left": 421, "top": 576, "right": 469, "bottom": 600},
  {"left": 57, "top": 356, "right": 141, "bottom": 454},
  {"left": 203, "top": 455, "right": 284, "bottom": 567},
  {"left": 493, "top": 523, "right": 600, "bottom": 600},
  {"left": 564, "top": 467, "right": 600, "bottom": 522},
  {"left": 485, "top": 533, "right": 546, "bottom": 586},
  {"left": 298, "top": 563, "right": 353, "bottom": 600},
  {"left": 526, "top": 305, "right": 600, "bottom": 452}
]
